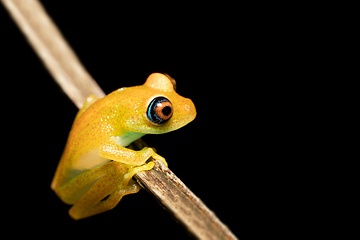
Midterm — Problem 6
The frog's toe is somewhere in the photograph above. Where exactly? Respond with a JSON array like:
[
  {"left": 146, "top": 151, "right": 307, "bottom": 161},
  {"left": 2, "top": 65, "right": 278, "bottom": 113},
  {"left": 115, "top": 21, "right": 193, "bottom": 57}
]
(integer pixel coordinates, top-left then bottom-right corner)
[
  {"left": 152, "top": 153, "right": 168, "bottom": 167},
  {"left": 123, "top": 161, "right": 155, "bottom": 183}
]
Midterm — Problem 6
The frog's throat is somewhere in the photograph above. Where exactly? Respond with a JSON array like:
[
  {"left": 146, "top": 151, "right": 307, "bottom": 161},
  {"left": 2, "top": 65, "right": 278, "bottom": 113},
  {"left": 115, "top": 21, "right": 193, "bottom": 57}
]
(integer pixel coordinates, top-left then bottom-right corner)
[{"left": 113, "top": 132, "right": 146, "bottom": 147}]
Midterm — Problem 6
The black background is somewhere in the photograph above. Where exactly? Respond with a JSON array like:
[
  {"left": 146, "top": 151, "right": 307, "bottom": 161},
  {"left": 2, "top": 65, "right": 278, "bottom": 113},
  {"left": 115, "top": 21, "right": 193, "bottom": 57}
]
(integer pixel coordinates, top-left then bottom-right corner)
[{"left": 0, "top": 1, "right": 291, "bottom": 239}]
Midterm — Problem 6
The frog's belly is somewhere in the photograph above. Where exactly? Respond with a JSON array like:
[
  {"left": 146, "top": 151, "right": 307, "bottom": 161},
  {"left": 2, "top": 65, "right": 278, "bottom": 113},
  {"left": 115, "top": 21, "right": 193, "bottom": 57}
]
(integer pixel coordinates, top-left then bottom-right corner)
[
  {"left": 63, "top": 149, "right": 110, "bottom": 185},
  {"left": 71, "top": 149, "right": 110, "bottom": 171}
]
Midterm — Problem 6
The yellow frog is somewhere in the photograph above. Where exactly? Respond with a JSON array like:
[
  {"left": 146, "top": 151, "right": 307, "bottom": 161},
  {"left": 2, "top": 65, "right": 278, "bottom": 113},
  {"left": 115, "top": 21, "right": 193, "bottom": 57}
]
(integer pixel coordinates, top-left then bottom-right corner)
[{"left": 51, "top": 73, "right": 196, "bottom": 219}]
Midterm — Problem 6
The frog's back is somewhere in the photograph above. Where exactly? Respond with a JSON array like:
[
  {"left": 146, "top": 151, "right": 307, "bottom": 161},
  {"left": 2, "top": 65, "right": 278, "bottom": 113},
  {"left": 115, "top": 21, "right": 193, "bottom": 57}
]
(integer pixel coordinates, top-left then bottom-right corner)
[{"left": 51, "top": 95, "right": 117, "bottom": 190}]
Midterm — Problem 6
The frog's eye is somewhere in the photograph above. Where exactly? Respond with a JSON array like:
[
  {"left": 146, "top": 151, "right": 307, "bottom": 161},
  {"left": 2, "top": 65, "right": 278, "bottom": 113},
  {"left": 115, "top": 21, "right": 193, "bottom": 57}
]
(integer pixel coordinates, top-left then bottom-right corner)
[{"left": 147, "top": 97, "right": 173, "bottom": 124}]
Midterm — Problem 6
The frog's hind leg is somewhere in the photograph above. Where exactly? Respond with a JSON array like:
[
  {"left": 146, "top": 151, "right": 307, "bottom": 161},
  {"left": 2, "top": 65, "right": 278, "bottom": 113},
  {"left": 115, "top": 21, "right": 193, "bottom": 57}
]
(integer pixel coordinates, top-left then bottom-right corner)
[
  {"left": 69, "top": 161, "right": 140, "bottom": 220},
  {"left": 83, "top": 180, "right": 140, "bottom": 218}
]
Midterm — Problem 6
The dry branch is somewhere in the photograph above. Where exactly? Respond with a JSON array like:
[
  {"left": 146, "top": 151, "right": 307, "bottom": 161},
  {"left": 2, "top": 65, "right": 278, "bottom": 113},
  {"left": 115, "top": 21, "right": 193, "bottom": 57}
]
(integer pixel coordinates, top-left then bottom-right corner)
[{"left": 1, "top": 0, "right": 237, "bottom": 239}]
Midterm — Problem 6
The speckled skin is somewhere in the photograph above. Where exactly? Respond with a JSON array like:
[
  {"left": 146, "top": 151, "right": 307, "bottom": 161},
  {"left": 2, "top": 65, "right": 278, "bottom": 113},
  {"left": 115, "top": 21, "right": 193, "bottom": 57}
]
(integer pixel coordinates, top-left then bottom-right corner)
[{"left": 51, "top": 73, "right": 196, "bottom": 219}]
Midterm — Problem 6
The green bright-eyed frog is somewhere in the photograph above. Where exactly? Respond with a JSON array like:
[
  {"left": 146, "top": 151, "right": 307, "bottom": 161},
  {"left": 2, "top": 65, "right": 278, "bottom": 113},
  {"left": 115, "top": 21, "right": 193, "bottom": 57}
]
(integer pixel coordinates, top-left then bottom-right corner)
[{"left": 51, "top": 73, "right": 196, "bottom": 219}]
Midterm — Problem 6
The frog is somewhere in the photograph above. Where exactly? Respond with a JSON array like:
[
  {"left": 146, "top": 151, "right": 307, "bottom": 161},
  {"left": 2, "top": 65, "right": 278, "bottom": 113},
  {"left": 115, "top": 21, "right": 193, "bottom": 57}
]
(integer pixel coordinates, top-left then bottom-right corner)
[{"left": 51, "top": 73, "right": 196, "bottom": 220}]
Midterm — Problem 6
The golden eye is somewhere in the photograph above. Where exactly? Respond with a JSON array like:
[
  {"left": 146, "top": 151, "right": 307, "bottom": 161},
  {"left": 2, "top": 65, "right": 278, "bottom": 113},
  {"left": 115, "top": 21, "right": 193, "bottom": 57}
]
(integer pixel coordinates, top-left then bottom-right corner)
[{"left": 147, "top": 97, "right": 173, "bottom": 124}]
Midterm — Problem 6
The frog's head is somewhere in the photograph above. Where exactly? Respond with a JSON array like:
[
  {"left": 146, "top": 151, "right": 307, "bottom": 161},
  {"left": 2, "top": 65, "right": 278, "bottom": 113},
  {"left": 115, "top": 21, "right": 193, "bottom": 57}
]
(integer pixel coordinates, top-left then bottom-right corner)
[{"left": 120, "top": 73, "right": 196, "bottom": 134}]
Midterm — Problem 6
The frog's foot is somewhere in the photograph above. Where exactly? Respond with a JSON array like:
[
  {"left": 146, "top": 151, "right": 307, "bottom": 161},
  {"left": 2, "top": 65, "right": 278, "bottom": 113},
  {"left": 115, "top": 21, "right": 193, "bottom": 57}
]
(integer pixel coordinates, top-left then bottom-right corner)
[
  {"left": 83, "top": 94, "right": 100, "bottom": 108},
  {"left": 137, "top": 147, "right": 168, "bottom": 167},
  {"left": 74, "top": 94, "right": 101, "bottom": 121},
  {"left": 123, "top": 161, "right": 155, "bottom": 184},
  {"left": 122, "top": 152, "right": 167, "bottom": 184},
  {"left": 151, "top": 152, "right": 168, "bottom": 167}
]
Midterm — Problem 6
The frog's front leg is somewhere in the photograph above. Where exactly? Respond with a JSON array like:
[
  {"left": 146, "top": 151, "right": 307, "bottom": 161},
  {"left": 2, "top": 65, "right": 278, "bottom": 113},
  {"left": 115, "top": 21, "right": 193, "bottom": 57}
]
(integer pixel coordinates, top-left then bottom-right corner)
[{"left": 99, "top": 139, "right": 168, "bottom": 167}]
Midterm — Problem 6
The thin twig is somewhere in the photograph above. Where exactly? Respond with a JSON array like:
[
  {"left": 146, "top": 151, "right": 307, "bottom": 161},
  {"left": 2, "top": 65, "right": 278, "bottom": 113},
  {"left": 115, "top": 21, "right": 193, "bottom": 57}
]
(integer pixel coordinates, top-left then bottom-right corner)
[
  {"left": 2, "top": 0, "right": 237, "bottom": 239},
  {"left": 1, "top": 0, "right": 105, "bottom": 107},
  {"left": 136, "top": 161, "right": 238, "bottom": 240}
]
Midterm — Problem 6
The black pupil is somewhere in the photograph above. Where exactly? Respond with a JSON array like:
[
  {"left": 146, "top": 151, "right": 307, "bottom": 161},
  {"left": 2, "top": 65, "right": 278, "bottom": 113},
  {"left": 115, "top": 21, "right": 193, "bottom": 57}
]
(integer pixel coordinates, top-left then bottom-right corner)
[{"left": 162, "top": 106, "right": 172, "bottom": 116}]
